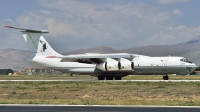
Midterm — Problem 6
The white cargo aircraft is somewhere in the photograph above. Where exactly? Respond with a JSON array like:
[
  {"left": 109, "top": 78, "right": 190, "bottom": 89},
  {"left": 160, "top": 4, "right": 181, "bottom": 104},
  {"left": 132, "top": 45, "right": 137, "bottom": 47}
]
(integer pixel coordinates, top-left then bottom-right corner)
[{"left": 5, "top": 26, "right": 197, "bottom": 80}]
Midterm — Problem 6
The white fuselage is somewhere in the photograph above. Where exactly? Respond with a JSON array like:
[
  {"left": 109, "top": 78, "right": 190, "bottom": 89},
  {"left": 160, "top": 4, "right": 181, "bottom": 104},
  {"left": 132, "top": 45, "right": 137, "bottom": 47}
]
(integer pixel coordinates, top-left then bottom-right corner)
[{"left": 32, "top": 54, "right": 196, "bottom": 77}]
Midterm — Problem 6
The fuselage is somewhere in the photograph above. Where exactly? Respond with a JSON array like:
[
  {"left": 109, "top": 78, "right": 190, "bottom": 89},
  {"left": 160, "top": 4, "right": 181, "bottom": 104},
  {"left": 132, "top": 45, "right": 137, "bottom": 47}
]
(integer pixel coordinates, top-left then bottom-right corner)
[{"left": 32, "top": 54, "right": 196, "bottom": 77}]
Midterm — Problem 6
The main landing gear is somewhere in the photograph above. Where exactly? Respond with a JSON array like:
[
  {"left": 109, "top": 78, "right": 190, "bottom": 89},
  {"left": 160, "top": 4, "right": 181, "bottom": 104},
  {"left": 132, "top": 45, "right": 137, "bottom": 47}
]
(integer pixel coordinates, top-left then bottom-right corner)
[
  {"left": 163, "top": 74, "right": 169, "bottom": 80},
  {"left": 97, "top": 76, "right": 122, "bottom": 80}
]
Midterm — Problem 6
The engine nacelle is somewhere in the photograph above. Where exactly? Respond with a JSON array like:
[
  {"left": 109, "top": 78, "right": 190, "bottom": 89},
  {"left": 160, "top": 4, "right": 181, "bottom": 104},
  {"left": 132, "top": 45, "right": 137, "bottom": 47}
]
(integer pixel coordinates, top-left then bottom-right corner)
[
  {"left": 119, "top": 61, "right": 134, "bottom": 71},
  {"left": 96, "top": 61, "right": 120, "bottom": 71}
]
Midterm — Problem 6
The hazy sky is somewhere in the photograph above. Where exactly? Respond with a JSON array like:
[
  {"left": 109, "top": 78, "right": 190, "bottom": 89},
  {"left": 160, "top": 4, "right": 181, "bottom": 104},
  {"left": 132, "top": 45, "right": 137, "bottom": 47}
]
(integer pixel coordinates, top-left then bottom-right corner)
[{"left": 0, "top": 0, "right": 200, "bottom": 53}]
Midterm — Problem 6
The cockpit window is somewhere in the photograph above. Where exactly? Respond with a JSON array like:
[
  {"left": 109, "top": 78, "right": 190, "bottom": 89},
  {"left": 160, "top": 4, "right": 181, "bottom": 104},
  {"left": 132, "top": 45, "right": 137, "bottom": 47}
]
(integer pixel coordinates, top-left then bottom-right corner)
[{"left": 180, "top": 58, "right": 192, "bottom": 63}]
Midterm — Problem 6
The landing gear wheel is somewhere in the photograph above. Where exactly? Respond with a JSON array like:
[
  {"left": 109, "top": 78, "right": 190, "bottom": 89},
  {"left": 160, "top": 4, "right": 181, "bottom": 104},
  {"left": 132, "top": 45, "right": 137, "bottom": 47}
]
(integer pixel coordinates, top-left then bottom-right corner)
[
  {"left": 115, "top": 77, "right": 122, "bottom": 80},
  {"left": 163, "top": 76, "right": 169, "bottom": 80},
  {"left": 98, "top": 76, "right": 105, "bottom": 80},
  {"left": 106, "top": 76, "right": 114, "bottom": 80}
]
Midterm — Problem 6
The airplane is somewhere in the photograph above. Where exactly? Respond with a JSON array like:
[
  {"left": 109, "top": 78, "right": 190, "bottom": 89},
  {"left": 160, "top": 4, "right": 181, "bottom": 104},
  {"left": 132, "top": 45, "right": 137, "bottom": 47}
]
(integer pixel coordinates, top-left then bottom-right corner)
[{"left": 5, "top": 26, "right": 197, "bottom": 80}]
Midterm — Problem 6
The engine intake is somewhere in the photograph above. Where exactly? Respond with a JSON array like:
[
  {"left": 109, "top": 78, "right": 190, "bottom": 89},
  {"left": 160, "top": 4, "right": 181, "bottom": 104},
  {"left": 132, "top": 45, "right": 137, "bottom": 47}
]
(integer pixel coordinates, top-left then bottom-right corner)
[{"left": 96, "top": 61, "right": 134, "bottom": 71}]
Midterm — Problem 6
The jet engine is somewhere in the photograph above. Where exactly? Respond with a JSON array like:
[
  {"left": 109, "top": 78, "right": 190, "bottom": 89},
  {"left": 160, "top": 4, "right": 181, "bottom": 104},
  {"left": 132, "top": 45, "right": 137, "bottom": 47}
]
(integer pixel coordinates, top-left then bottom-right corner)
[
  {"left": 119, "top": 61, "right": 134, "bottom": 71},
  {"left": 96, "top": 61, "right": 120, "bottom": 71}
]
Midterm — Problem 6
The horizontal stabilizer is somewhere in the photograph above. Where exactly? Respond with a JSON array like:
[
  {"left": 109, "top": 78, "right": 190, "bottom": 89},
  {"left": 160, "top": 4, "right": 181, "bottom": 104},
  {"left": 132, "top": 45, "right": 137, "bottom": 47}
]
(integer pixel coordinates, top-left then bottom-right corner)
[{"left": 5, "top": 26, "right": 48, "bottom": 33}]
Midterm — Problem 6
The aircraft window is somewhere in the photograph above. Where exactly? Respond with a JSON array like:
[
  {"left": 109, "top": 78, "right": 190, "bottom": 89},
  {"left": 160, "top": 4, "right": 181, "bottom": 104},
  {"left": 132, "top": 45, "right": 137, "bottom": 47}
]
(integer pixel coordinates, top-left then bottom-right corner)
[{"left": 180, "top": 58, "right": 192, "bottom": 63}]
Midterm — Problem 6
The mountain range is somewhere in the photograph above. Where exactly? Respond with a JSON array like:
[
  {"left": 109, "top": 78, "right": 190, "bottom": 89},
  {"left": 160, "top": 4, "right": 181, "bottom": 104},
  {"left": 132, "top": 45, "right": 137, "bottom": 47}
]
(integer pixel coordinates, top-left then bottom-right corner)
[{"left": 1, "top": 35, "right": 200, "bottom": 69}]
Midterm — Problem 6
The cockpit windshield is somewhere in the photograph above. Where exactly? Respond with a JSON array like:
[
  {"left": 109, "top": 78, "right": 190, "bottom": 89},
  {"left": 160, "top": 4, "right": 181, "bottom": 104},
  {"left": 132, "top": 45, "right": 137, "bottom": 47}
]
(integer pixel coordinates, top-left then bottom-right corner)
[{"left": 180, "top": 58, "right": 193, "bottom": 63}]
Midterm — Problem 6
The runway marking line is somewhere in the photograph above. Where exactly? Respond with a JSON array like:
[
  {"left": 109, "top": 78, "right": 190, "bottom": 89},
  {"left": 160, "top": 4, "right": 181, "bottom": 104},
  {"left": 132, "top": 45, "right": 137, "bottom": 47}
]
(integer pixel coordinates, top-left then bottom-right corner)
[{"left": 0, "top": 104, "right": 200, "bottom": 108}]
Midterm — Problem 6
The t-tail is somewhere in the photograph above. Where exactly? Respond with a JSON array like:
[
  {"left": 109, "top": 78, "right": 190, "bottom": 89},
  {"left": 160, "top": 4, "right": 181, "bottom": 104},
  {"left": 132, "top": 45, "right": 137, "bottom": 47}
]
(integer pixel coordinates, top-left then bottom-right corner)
[{"left": 5, "top": 26, "right": 62, "bottom": 61}]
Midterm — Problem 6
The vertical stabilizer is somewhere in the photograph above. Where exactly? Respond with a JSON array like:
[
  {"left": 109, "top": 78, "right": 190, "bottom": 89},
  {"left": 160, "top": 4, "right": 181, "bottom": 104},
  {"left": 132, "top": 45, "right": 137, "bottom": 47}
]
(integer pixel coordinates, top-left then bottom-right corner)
[{"left": 5, "top": 26, "right": 62, "bottom": 57}]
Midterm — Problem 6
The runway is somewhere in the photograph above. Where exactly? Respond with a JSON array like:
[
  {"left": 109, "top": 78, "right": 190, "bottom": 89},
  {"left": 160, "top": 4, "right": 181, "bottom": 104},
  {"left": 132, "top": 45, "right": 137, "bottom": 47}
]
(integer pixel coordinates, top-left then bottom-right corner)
[
  {"left": 0, "top": 105, "right": 200, "bottom": 112},
  {"left": 1, "top": 79, "right": 200, "bottom": 82}
]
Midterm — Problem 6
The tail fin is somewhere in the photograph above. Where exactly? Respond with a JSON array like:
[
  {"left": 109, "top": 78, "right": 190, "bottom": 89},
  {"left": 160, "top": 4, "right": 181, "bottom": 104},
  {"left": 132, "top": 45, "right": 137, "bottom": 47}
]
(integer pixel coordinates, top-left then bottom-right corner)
[{"left": 5, "top": 26, "right": 61, "bottom": 57}]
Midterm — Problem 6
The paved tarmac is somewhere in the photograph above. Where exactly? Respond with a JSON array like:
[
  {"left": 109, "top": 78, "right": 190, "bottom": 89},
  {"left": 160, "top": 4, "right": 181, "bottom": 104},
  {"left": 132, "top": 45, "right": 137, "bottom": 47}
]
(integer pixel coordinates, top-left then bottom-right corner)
[
  {"left": 1, "top": 80, "right": 200, "bottom": 82},
  {"left": 0, "top": 105, "right": 200, "bottom": 112}
]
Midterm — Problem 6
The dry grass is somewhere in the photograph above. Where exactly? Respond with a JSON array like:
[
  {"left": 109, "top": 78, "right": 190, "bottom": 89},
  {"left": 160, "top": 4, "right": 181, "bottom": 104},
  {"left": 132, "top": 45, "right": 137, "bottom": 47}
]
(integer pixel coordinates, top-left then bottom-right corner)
[
  {"left": 1, "top": 75, "right": 200, "bottom": 80},
  {"left": 0, "top": 80, "right": 200, "bottom": 105}
]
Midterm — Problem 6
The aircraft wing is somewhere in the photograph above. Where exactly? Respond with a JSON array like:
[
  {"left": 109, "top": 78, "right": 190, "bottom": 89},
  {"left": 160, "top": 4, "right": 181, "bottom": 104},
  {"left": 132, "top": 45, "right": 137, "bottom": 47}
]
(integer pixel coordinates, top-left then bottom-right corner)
[
  {"left": 59, "top": 53, "right": 132, "bottom": 59},
  {"left": 48, "top": 53, "right": 136, "bottom": 64}
]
